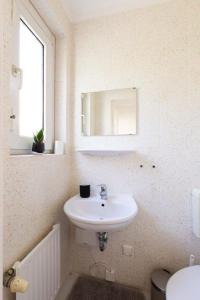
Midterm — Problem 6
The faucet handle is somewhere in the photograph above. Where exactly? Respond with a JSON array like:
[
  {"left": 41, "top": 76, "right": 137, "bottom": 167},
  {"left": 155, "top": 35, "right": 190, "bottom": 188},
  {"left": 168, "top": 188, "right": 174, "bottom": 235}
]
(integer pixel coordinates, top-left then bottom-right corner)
[{"left": 97, "top": 184, "right": 107, "bottom": 192}]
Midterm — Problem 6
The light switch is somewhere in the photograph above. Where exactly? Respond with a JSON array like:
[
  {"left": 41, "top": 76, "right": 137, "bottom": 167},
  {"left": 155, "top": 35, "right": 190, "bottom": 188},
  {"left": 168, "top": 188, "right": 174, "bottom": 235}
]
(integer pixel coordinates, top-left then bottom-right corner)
[{"left": 122, "top": 244, "right": 133, "bottom": 256}]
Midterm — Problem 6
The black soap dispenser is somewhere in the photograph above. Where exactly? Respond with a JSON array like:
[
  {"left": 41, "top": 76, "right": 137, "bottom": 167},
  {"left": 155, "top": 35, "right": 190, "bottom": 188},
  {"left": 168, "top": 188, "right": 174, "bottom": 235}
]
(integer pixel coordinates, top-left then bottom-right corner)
[{"left": 80, "top": 185, "right": 90, "bottom": 198}]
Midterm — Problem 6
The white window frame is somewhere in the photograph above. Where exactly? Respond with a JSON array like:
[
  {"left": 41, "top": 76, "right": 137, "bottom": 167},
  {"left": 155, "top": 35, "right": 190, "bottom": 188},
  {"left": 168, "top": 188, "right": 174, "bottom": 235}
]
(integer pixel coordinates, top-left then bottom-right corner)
[{"left": 10, "top": 0, "right": 55, "bottom": 153}]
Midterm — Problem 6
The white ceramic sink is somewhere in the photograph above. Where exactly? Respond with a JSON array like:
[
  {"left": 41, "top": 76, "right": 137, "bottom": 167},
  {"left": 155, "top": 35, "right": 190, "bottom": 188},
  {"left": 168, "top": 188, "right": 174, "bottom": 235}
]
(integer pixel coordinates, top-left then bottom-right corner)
[{"left": 64, "top": 194, "right": 138, "bottom": 232}]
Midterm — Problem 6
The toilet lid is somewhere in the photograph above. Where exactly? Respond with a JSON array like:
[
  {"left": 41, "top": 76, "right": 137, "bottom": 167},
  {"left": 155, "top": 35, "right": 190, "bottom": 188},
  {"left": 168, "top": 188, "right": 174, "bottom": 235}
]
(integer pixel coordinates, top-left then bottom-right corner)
[{"left": 166, "top": 265, "right": 200, "bottom": 300}]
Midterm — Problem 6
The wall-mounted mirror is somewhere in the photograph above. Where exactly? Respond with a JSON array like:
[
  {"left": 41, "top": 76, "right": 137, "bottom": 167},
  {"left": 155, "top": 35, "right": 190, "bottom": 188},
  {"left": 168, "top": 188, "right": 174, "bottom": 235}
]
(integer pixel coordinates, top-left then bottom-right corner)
[{"left": 81, "top": 88, "right": 137, "bottom": 136}]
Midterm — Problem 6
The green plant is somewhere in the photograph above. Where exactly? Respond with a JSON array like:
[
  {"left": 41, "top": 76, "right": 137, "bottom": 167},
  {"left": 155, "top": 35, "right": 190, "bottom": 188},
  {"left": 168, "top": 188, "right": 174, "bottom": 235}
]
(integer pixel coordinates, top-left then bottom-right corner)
[{"left": 33, "top": 129, "right": 44, "bottom": 144}]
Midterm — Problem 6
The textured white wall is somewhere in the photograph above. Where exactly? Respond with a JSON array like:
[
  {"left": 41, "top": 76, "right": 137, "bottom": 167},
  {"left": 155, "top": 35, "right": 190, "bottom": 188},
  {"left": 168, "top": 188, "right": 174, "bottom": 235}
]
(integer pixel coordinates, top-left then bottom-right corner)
[
  {"left": 1, "top": 0, "right": 13, "bottom": 298},
  {"left": 3, "top": 1, "right": 73, "bottom": 300},
  {"left": 72, "top": 0, "right": 200, "bottom": 295},
  {"left": 3, "top": 0, "right": 200, "bottom": 299},
  {"left": 0, "top": 0, "right": 5, "bottom": 298}
]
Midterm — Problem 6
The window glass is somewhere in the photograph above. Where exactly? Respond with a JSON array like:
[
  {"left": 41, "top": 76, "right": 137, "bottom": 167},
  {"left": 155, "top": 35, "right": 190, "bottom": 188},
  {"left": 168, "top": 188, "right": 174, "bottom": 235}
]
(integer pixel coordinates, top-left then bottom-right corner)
[{"left": 19, "top": 20, "right": 44, "bottom": 137}]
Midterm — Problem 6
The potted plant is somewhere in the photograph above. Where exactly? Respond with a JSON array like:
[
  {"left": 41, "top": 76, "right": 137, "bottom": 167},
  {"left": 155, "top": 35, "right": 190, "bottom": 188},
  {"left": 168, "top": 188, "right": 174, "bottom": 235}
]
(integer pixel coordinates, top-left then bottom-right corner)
[{"left": 32, "top": 129, "right": 45, "bottom": 153}]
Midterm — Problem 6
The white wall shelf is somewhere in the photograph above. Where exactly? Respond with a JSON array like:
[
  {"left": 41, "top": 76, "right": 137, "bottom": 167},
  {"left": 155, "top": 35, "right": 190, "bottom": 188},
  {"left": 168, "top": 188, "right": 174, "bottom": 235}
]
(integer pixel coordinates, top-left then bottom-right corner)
[{"left": 76, "top": 149, "right": 134, "bottom": 156}]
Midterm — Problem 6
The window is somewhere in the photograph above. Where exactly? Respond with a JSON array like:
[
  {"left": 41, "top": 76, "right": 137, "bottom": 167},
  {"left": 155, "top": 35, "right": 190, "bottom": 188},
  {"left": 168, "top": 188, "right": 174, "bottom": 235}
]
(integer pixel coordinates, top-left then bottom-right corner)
[
  {"left": 10, "top": 0, "right": 55, "bottom": 152},
  {"left": 19, "top": 20, "right": 44, "bottom": 138}
]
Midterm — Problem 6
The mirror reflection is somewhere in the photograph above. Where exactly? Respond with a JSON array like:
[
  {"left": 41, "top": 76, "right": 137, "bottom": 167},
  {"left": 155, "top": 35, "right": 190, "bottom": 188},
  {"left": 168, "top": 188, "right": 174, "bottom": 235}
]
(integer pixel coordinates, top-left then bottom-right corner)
[{"left": 81, "top": 88, "right": 137, "bottom": 136}]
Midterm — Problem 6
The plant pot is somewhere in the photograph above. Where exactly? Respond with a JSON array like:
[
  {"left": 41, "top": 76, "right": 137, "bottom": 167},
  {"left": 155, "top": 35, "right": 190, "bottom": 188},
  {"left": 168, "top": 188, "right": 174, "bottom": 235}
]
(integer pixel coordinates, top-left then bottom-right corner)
[{"left": 32, "top": 142, "right": 45, "bottom": 153}]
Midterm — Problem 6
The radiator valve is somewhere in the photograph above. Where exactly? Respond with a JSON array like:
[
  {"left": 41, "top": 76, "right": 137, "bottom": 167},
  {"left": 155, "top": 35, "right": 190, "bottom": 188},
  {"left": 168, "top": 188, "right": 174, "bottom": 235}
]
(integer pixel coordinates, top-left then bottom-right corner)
[{"left": 3, "top": 268, "right": 28, "bottom": 293}]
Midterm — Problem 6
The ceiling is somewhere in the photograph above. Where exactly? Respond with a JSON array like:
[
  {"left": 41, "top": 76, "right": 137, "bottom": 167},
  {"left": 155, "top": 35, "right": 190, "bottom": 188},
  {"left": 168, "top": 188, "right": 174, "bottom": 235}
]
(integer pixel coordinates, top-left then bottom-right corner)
[{"left": 60, "top": 0, "right": 169, "bottom": 23}]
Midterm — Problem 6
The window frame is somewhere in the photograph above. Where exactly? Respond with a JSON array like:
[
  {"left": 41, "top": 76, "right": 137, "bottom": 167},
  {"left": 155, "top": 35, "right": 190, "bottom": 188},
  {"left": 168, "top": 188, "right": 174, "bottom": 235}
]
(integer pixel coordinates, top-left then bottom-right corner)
[{"left": 10, "top": 0, "right": 55, "bottom": 153}]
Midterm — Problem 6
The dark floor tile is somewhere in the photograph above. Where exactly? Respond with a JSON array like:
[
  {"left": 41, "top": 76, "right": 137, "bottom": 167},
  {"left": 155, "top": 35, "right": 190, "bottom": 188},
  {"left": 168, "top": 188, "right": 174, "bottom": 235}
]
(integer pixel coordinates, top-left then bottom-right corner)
[{"left": 68, "top": 276, "right": 145, "bottom": 300}]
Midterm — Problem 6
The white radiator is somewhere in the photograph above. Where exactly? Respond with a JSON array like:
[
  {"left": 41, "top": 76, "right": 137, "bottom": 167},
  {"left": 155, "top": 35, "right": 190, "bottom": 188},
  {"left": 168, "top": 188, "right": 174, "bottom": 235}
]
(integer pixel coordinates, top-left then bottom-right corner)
[{"left": 14, "top": 224, "right": 61, "bottom": 300}]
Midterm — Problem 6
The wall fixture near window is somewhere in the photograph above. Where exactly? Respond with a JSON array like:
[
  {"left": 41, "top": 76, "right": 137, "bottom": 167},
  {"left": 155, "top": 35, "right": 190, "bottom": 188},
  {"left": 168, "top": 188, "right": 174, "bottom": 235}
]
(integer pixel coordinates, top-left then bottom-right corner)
[
  {"left": 81, "top": 88, "right": 137, "bottom": 136},
  {"left": 10, "top": 0, "right": 55, "bottom": 153}
]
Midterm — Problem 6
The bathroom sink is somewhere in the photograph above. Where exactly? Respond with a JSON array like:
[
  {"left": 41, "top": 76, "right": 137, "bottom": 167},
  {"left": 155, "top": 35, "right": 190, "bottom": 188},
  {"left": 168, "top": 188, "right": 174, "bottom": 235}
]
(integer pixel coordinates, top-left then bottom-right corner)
[{"left": 64, "top": 194, "right": 138, "bottom": 232}]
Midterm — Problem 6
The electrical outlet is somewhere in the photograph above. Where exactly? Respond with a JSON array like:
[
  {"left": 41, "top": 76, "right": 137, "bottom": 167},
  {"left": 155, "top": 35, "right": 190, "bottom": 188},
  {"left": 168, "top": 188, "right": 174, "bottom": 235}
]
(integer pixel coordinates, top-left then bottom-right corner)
[
  {"left": 106, "top": 269, "right": 115, "bottom": 282},
  {"left": 122, "top": 244, "right": 133, "bottom": 256}
]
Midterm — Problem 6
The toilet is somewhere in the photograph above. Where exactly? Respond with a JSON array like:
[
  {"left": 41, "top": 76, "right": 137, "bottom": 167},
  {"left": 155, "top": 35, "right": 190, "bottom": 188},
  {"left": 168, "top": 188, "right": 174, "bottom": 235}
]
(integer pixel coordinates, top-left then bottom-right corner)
[{"left": 166, "top": 265, "right": 200, "bottom": 300}]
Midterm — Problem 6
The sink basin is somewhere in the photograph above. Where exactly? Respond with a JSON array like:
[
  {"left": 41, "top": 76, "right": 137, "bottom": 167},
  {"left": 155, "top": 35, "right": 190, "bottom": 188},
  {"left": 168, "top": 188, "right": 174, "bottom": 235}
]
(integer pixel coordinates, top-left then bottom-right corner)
[{"left": 64, "top": 194, "right": 138, "bottom": 232}]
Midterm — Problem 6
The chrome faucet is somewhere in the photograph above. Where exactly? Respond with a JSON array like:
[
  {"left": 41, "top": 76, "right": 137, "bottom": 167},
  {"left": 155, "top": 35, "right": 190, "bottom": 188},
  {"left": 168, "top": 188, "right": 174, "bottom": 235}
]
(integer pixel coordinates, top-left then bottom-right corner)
[{"left": 98, "top": 184, "right": 107, "bottom": 200}]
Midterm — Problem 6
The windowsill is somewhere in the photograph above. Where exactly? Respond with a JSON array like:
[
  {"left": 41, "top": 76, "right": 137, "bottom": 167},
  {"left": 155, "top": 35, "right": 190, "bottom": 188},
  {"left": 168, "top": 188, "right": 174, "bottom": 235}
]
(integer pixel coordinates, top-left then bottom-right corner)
[{"left": 10, "top": 153, "right": 66, "bottom": 157}]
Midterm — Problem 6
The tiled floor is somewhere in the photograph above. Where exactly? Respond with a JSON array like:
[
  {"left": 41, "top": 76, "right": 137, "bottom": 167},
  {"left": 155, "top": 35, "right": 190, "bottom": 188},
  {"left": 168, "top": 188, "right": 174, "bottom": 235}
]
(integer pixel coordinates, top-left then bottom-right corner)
[
  {"left": 56, "top": 273, "right": 79, "bottom": 300},
  {"left": 67, "top": 276, "right": 145, "bottom": 300}
]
